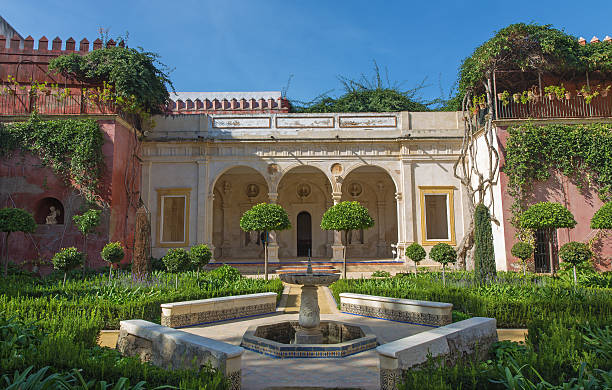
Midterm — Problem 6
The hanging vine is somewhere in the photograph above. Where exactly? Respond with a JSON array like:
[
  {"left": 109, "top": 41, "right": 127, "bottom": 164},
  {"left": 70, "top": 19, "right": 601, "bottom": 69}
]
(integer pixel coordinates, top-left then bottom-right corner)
[{"left": 0, "top": 113, "right": 105, "bottom": 204}]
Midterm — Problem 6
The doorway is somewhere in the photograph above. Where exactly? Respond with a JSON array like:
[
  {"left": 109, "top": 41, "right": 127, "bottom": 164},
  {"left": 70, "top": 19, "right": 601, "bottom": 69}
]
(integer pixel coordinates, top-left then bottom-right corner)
[{"left": 297, "top": 211, "right": 312, "bottom": 257}]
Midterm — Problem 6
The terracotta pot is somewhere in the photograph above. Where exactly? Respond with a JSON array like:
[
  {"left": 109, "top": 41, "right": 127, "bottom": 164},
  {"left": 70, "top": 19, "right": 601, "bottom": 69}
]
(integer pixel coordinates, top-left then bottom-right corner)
[{"left": 565, "top": 91, "right": 572, "bottom": 100}]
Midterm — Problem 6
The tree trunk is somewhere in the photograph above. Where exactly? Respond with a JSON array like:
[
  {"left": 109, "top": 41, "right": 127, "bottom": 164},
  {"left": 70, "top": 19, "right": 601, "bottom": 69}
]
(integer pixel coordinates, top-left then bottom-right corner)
[
  {"left": 82, "top": 235, "right": 88, "bottom": 277},
  {"left": 573, "top": 266, "right": 577, "bottom": 286},
  {"left": 3, "top": 232, "right": 10, "bottom": 277},
  {"left": 175, "top": 274, "right": 178, "bottom": 289},
  {"left": 442, "top": 263, "right": 446, "bottom": 287},
  {"left": 63, "top": 272, "right": 67, "bottom": 287},
  {"left": 109, "top": 264, "right": 112, "bottom": 281},
  {"left": 414, "top": 261, "right": 418, "bottom": 275},
  {"left": 264, "top": 240, "right": 269, "bottom": 281},
  {"left": 343, "top": 231, "right": 347, "bottom": 279}
]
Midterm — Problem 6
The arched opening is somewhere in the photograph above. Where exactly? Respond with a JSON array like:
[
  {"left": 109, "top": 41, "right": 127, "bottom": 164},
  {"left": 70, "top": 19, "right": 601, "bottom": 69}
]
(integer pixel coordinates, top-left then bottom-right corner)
[
  {"left": 341, "top": 165, "right": 398, "bottom": 259},
  {"left": 297, "top": 211, "right": 312, "bottom": 257},
  {"left": 35, "top": 197, "right": 64, "bottom": 225},
  {"left": 277, "top": 165, "right": 332, "bottom": 259},
  {"left": 212, "top": 166, "right": 269, "bottom": 259}
]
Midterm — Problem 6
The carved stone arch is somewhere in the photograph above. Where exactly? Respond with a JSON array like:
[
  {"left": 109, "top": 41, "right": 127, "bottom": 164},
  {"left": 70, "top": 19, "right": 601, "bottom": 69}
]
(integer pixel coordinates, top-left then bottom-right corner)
[
  {"left": 342, "top": 162, "right": 400, "bottom": 192},
  {"left": 277, "top": 162, "right": 334, "bottom": 192},
  {"left": 209, "top": 163, "right": 271, "bottom": 193}
]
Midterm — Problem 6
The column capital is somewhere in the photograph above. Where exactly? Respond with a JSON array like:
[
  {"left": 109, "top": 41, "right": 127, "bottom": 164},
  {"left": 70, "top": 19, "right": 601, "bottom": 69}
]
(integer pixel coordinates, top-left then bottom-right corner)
[
  {"left": 395, "top": 192, "right": 402, "bottom": 201},
  {"left": 268, "top": 192, "right": 278, "bottom": 203}
]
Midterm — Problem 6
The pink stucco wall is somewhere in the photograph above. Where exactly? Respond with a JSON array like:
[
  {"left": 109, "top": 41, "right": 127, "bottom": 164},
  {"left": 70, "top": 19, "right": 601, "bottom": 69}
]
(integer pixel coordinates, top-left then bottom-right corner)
[{"left": 497, "top": 126, "right": 611, "bottom": 271}]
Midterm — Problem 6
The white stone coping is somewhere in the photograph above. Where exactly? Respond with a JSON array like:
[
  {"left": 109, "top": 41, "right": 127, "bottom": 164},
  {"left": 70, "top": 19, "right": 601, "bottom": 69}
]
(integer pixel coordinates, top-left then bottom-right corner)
[
  {"left": 161, "top": 292, "right": 277, "bottom": 316},
  {"left": 120, "top": 319, "right": 244, "bottom": 359},
  {"left": 376, "top": 317, "right": 496, "bottom": 359},
  {"left": 339, "top": 293, "right": 453, "bottom": 310}
]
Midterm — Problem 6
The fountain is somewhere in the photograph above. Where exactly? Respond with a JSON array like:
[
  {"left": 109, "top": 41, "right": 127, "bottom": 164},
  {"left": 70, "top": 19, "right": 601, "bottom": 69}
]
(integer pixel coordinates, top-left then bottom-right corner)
[
  {"left": 241, "top": 255, "right": 378, "bottom": 358},
  {"left": 278, "top": 257, "right": 340, "bottom": 343}
]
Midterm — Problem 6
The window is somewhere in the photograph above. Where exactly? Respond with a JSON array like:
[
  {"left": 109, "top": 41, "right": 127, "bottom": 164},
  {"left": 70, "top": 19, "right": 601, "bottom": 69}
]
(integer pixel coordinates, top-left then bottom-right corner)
[
  {"left": 157, "top": 188, "right": 190, "bottom": 247},
  {"left": 419, "top": 187, "right": 456, "bottom": 246}
]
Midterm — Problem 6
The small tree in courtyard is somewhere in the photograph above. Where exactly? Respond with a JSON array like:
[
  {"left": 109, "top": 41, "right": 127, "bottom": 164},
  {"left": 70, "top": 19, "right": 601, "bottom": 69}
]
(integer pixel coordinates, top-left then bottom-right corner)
[
  {"left": 52, "top": 247, "right": 85, "bottom": 286},
  {"left": 405, "top": 243, "right": 426, "bottom": 275},
  {"left": 474, "top": 203, "right": 496, "bottom": 284},
  {"left": 591, "top": 202, "right": 612, "bottom": 230},
  {"left": 559, "top": 242, "right": 592, "bottom": 286},
  {"left": 429, "top": 243, "right": 457, "bottom": 287},
  {"left": 511, "top": 241, "right": 534, "bottom": 276},
  {"left": 72, "top": 209, "right": 101, "bottom": 273},
  {"left": 189, "top": 244, "right": 212, "bottom": 276},
  {"left": 101, "top": 242, "right": 125, "bottom": 280},
  {"left": 519, "top": 202, "right": 576, "bottom": 276},
  {"left": 0, "top": 208, "right": 37, "bottom": 277},
  {"left": 321, "top": 201, "right": 374, "bottom": 279},
  {"left": 162, "top": 248, "right": 190, "bottom": 288},
  {"left": 240, "top": 203, "right": 291, "bottom": 281}
]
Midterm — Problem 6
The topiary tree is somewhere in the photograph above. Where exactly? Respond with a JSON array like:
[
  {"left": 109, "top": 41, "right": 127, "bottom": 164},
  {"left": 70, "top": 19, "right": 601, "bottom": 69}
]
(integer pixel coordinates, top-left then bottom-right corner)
[
  {"left": 519, "top": 202, "right": 576, "bottom": 275},
  {"left": 511, "top": 241, "right": 534, "bottom": 276},
  {"left": 189, "top": 244, "right": 212, "bottom": 276},
  {"left": 72, "top": 209, "right": 101, "bottom": 273},
  {"left": 101, "top": 242, "right": 125, "bottom": 280},
  {"left": 162, "top": 248, "right": 190, "bottom": 288},
  {"left": 240, "top": 203, "right": 291, "bottom": 280},
  {"left": 405, "top": 243, "right": 426, "bottom": 275},
  {"left": 559, "top": 241, "right": 593, "bottom": 285},
  {"left": 591, "top": 202, "right": 612, "bottom": 230},
  {"left": 321, "top": 201, "right": 375, "bottom": 279},
  {"left": 474, "top": 203, "right": 496, "bottom": 284},
  {"left": 429, "top": 243, "right": 457, "bottom": 287},
  {"left": 52, "top": 247, "right": 85, "bottom": 286},
  {"left": 0, "top": 208, "right": 37, "bottom": 277}
]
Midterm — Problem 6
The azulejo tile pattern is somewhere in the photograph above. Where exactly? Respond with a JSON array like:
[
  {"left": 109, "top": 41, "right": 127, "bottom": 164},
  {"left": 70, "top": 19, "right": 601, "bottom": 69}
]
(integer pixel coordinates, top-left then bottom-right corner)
[
  {"left": 341, "top": 302, "right": 450, "bottom": 327},
  {"left": 380, "top": 368, "right": 401, "bottom": 390},
  {"left": 226, "top": 371, "right": 241, "bottom": 390},
  {"left": 161, "top": 302, "right": 276, "bottom": 328}
]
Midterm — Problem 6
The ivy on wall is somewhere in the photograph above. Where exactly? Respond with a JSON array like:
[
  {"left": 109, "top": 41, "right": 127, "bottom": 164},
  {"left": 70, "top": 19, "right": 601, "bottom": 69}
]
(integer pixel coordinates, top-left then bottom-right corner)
[
  {"left": 0, "top": 114, "right": 104, "bottom": 202},
  {"left": 504, "top": 122, "right": 612, "bottom": 226}
]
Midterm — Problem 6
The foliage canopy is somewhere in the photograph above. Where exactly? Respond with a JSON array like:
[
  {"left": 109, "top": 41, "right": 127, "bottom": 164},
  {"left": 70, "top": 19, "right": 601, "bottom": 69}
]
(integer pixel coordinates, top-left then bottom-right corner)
[
  {"left": 239, "top": 203, "right": 291, "bottom": 233},
  {"left": 519, "top": 202, "right": 577, "bottom": 230},
  {"left": 559, "top": 241, "right": 592, "bottom": 266},
  {"left": 320, "top": 201, "right": 374, "bottom": 232},
  {"left": 511, "top": 241, "right": 534, "bottom": 261},
  {"left": 161, "top": 248, "right": 190, "bottom": 273},
  {"left": 189, "top": 244, "right": 212, "bottom": 270},
  {"left": 48, "top": 47, "right": 172, "bottom": 114},
  {"left": 405, "top": 243, "right": 426, "bottom": 264},
  {"left": 101, "top": 242, "right": 125, "bottom": 264},
  {"left": 52, "top": 247, "right": 85, "bottom": 272},
  {"left": 72, "top": 209, "right": 102, "bottom": 235},
  {"left": 429, "top": 243, "right": 457, "bottom": 265},
  {"left": 0, "top": 208, "right": 36, "bottom": 234},
  {"left": 591, "top": 202, "right": 612, "bottom": 229}
]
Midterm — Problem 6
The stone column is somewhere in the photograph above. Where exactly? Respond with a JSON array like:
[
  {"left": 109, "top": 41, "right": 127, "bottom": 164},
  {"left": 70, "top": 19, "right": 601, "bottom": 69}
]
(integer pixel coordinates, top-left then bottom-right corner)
[
  {"left": 204, "top": 191, "right": 215, "bottom": 259},
  {"left": 267, "top": 192, "right": 279, "bottom": 262},
  {"left": 196, "top": 160, "right": 207, "bottom": 245},
  {"left": 331, "top": 192, "right": 344, "bottom": 261},
  {"left": 295, "top": 284, "right": 322, "bottom": 344},
  {"left": 221, "top": 200, "right": 232, "bottom": 259},
  {"left": 376, "top": 200, "right": 387, "bottom": 257},
  {"left": 399, "top": 160, "right": 415, "bottom": 262}
]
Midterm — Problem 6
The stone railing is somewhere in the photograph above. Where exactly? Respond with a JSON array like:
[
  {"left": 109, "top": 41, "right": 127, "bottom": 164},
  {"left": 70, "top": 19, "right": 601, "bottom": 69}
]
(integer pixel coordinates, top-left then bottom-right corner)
[
  {"left": 161, "top": 292, "right": 277, "bottom": 328},
  {"left": 339, "top": 293, "right": 453, "bottom": 327},
  {"left": 377, "top": 317, "right": 498, "bottom": 390},
  {"left": 117, "top": 320, "right": 243, "bottom": 390}
]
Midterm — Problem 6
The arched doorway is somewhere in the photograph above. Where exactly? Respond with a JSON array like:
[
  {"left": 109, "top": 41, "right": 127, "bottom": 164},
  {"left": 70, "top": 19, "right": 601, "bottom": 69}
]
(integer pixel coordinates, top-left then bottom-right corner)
[
  {"left": 297, "top": 211, "right": 312, "bottom": 257},
  {"left": 341, "top": 165, "right": 398, "bottom": 259}
]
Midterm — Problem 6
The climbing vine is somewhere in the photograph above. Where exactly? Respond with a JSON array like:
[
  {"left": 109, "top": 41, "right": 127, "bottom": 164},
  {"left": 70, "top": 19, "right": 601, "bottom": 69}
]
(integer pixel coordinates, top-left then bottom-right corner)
[
  {"left": 504, "top": 122, "right": 612, "bottom": 226},
  {"left": 0, "top": 113, "right": 104, "bottom": 203}
]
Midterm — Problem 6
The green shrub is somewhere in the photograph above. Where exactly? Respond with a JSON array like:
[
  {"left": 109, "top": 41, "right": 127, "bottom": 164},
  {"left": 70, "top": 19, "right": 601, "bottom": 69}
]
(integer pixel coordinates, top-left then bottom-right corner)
[
  {"left": 474, "top": 203, "right": 496, "bottom": 283},
  {"left": 405, "top": 243, "right": 426, "bottom": 274},
  {"left": 189, "top": 244, "right": 212, "bottom": 272},
  {"left": 52, "top": 248, "right": 85, "bottom": 285},
  {"left": 591, "top": 202, "right": 612, "bottom": 229},
  {"left": 162, "top": 248, "right": 191, "bottom": 288},
  {"left": 511, "top": 241, "right": 534, "bottom": 275},
  {"left": 0, "top": 208, "right": 37, "bottom": 276},
  {"left": 519, "top": 202, "right": 577, "bottom": 230},
  {"left": 101, "top": 242, "right": 125, "bottom": 281},
  {"left": 372, "top": 270, "right": 391, "bottom": 278},
  {"left": 208, "top": 264, "right": 242, "bottom": 283},
  {"left": 559, "top": 241, "right": 593, "bottom": 285},
  {"left": 429, "top": 243, "right": 457, "bottom": 287}
]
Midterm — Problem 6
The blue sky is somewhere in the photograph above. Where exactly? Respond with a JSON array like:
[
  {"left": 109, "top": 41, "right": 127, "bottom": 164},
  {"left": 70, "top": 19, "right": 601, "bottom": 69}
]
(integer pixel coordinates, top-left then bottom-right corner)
[{"left": 3, "top": 1, "right": 612, "bottom": 104}]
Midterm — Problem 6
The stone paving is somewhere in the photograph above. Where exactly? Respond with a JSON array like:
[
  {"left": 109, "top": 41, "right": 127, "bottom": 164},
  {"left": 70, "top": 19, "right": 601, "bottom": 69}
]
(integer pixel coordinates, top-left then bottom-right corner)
[{"left": 181, "top": 286, "right": 431, "bottom": 390}]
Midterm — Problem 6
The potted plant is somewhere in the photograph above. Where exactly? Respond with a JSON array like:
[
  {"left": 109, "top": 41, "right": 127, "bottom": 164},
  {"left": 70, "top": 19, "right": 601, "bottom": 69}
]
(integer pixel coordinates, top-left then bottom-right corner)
[
  {"left": 600, "top": 85, "right": 611, "bottom": 98},
  {"left": 565, "top": 90, "right": 573, "bottom": 100},
  {"left": 513, "top": 93, "right": 521, "bottom": 103},
  {"left": 497, "top": 90, "right": 510, "bottom": 106}
]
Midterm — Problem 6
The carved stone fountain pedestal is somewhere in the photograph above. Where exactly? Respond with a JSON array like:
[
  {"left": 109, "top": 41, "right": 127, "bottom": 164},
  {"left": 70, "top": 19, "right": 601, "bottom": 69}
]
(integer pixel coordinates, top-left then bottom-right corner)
[{"left": 278, "top": 261, "right": 340, "bottom": 344}]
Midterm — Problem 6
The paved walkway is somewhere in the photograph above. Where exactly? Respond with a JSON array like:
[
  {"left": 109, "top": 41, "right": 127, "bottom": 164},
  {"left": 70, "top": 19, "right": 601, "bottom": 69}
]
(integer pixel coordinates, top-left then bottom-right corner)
[{"left": 180, "top": 285, "right": 430, "bottom": 390}]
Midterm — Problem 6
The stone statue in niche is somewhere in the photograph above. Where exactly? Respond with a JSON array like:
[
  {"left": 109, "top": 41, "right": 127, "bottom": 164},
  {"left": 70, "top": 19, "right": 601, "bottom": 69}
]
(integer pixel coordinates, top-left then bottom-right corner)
[
  {"left": 246, "top": 230, "right": 260, "bottom": 247},
  {"left": 246, "top": 184, "right": 259, "bottom": 198},
  {"left": 297, "top": 183, "right": 311, "bottom": 200},
  {"left": 349, "top": 182, "right": 363, "bottom": 198},
  {"left": 45, "top": 206, "right": 60, "bottom": 224}
]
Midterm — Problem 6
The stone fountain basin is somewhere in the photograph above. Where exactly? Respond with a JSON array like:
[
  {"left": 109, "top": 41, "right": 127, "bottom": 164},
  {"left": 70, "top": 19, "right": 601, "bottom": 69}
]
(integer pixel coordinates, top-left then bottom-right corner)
[
  {"left": 241, "top": 321, "right": 378, "bottom": 358},
  {"left": 279, "top": 272, "right": 340, "bottom": 286}
]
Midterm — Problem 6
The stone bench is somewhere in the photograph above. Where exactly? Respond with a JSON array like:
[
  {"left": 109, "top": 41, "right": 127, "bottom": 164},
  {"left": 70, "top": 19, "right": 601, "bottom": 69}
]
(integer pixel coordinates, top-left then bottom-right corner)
[
  {"left": 377, "top": 317, "right": 497, "bottom": 390},
  {"left": 161, "top": 292, "right": 277, "bottom": 328},
  {"left": 117, "top": 320, "right": 243, "bottom": 390},
  {"left": 339, "top": 293, "right": 453, "bottom": 327}
]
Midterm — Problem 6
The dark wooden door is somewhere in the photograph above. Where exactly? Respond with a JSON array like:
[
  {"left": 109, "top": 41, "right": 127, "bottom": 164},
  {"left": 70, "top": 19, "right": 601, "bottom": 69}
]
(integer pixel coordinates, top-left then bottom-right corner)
[{"left": 297, "top": 211, "right": 312, "bottom": 257}]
